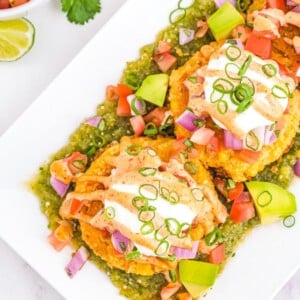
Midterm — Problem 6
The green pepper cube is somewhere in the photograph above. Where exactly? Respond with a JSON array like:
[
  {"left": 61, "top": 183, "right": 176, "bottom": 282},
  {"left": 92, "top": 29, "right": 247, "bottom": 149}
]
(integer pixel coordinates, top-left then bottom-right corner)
[
  {"left": 246, "top": 181, "right": 297, "bottom": 225},
  {"left": 207, "top": 2, "right": 245, "bottom": 41},
  {"left": 135, "top": 74, "right": 169, "bottom": 107},
  {"left": 179, "top": 260, "right": 220, "bottom": 298}
]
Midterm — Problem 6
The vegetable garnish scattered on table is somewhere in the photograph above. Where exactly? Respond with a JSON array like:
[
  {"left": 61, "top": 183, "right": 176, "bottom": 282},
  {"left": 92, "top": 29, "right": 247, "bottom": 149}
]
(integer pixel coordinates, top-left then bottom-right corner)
[
  {"left": 60, "top": 0, "right": 101, "bottom": 24},
  {"left": 31, "top": 0, "right": 300, "bottom": 299}
]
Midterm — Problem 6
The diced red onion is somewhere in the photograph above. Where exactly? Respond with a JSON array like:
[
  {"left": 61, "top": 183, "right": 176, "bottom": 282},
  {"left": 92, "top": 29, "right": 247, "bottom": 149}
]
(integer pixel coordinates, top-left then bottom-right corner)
[
  {"left": 223, "top": 130, "right": 243, "bottom": 150},
  {"left": 214, "top": 0, "right": 236, "bottom": 8},
  {"left": 292, "top": 5, "right": 300, "bottom": 12},
  {"left": 287, "top": 0, "right": 297, "bottom": 6},
  {"left": 264, "top": 125, "right": 277, "bottom": 145},
  {"left": 127, "top": 94, "right": 145, "bottom": 115},
  {"left": 179, "top": 28, "right": 195, "bottom": 45},
  {"left": 111, "top": 230, "right": 132, "bottom": 254},
  {"left": 172, "top": 241, "right": 199, "bottom": 259},
  {"left": 50, "top": 175, "right": 69, "bottom": 198},
  {"left": 235, "top": 39, "right": 244, "bottom": 49},
  {"left": 65, "top": 246, "right": 89, "bottom": 278},
  {"left": 85, "top": 116, "right": 101, "bottom": 127},
  {"left": 294, "top": 158, "right": 300, "bottom": 177},
  {"left": 191, "top": 127, "right": 215, "bottom": 145},
  {"left": 176, "top": 110, "right": 202, "bottom": 132}
]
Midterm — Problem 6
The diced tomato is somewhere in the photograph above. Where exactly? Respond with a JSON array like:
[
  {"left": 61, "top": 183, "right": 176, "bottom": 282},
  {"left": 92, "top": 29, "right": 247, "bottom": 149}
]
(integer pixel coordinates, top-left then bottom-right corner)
[
  {"left": 67, "top": 152, "right": 88, "bottom": 175},
  {"left": 156, "top": 40, "right": 172, "bottom": 55},
  {"left": 252, "top": 30, "right": 277, "bottom": 40},
  {"left": 266, "top": 0, "right": 286, "bottom": 11},
  {"left": 236, "top": 149, "right": 261, "bottom": 164},
  {"left": 154, "top": 52, "right": 177, "bottom": 72},
  {"left": 230, "top": 200, "right": 256, "bottom": 223},
  {"left": 209, "top": 244, "right": 225, "bottom": 264},
  {"left": 130, "top": 115, "right": 145, "bottom": 137},
  {"left": 231, "top": 25, "right": 252, "bottom": 43},
  {"left": 117, "top": 83, "right": 133, "bottom": 98},
  {"left": 48, "top": 232, "right": 69, "bottom": 251},
  {"left": 228, "top": 182, "right": 244, "bottom": 201},
  {"left": 245, "top": 33, "right": 272, "bottom": 59},
  {"left": 106, "top": 85, "right": 118, "bottom": 101},
  {"left": 177, "top": 292, "right": 193, "bottom": 300},
  {"left": 160, "top": 282, "right": 181, "bottom": 300},
  {"left": 144, "top": 107, "right": 167, "bottom": 127},
  {"left": 48, "top": 221, "right": 73, "bottom": 251},
  {"left": 117, "top": 96, "right": 131, "bottom": 117},
  {"left": 191, "top": 127, "right": 215, "bottom": 146},
  {"left": 0, "top": 0, "right": 10, "bottom": 8},
  {"left": 70, "top": 198, "right": 83, "bottom": 215},
  {"left": 206, "top": 136, "right": 221, "bottom": 154}
]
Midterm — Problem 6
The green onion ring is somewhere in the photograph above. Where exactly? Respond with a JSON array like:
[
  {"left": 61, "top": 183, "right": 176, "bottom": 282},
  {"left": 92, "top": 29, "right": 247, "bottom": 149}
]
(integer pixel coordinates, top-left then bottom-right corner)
[
  {"left": 216, "top": 99, "right": 228, "bottom": 115},
  {"left": 126, "top": 144, "right": 143, "bottom": 156},
  {"left": 98, "top": 118, "right": 106, "bottom": 131},
  {"left": 245, "top": 131, "right": 260, "bottom": 151},
  {"left": 178, "top": 0, "right": 194, "bottom": 9},
  {"left": 138, "top": 206, "right": 156, "bottom": 222},
  {"left": 104, "top": 206, "right": 116, "bottom": 220},
  {"left": 213, "top": 78, "right": 234, "bottom": 94},
  {"left": 165, "top": 218, "right": 180, "bottom": 235},
  {"left": 169, "top": 269, "right": 177, "bottom": 282},
  {"left": 139, "top": 184, "right": 158, "bottom": 200},
  {"left": 169, "top": 191, "right": 180, "bottom": 204},
  {"left": 155, "top": 240, "right": 170, "bottom": 256},
  {"left": 169, "top": 8, "right": 186, "bottom": 24},
  {"left": 205, "top": 227, "right": 222, "bottom": 246},
  {"left": 188, "top": 76, "right": 197, "bottom": 83},
  {"left": 138, "top": 167, "right": 157, "bottom": 177},
  {"left": 272, "top": 85, "right": 288, "bottom": 99},
  {"left": 238, "top": 55, "right": 252, "bottom": 76},
  {"left": 71, "top": 159, "right": 86, "bottom": 172},
  {"left": 131, "top": 97, "right": 146, "bottom": 115},
  {"left": 236, "top": 97, "right": 253, "bottom": 113},
  {"left": 240, "top": 77, "right": 255, "bottom": 95},
  {"left": 126, "top": 250, "right": 141, "bottom": 260},
  {"left": 225, "top": 63, "right": 241, "bottom": 80},
  {"left": 132, "top": 196, "right": 148, "bottom": 210},
  {"left": 177, "top": 222, "right": 190, "bottom": 238},
  {"left": 262, "top": 64, "right": 277, "bottom": 78},
  {"left": 210, "top": 89, "right": 224, "bottom": 103},
  {"left": 144, "top": 122, "right": 158, "bottom": 136},
  {"left": 226, "top": 179, "right": 236, "bottom": 189},
  {"left": 236, "top": 0, "right": 250, "bottom": 12},
  {"left": 184, "top": 161, "right": 198, "bottom": 175},
  {"left": 283, "top": 215, "right": 295, "bottom": 228},
  {"left": 191, "top": 188, "right": 204, "bottom": 201},
  {"left": 257, "top": 191, "right": 272, "bottom": 207},
  {"left": 225, "top": 45, "right": 241, "bottom": 61},
  {"left": 147, "top": 148, "right": 157, "bottom": 157},
  {"left": 140, "top": 222, "right": 155, "bottom": 235}
]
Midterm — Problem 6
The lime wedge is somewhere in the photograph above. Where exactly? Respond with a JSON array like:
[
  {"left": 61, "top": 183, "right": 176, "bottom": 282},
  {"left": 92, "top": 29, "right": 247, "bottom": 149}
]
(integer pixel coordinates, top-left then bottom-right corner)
[{"left": 0, "top": 18, "right": 35, "bottom": 62}]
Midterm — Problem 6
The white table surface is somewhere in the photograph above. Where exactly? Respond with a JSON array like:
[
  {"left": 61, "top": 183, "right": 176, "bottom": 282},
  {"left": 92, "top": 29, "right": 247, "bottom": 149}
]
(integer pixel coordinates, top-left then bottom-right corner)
[{"left": 0, "top": 0, "right": 299, "bottom": 299}]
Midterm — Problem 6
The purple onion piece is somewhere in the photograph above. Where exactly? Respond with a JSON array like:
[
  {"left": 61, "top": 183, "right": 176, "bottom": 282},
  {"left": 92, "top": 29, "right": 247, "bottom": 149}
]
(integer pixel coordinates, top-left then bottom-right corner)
[
  {"left": 214, "top": 0, "right": 236, "bottom": 8},
  {"left": 50, "top": 176, "right": 69, "bottom": 198},
  {"left": 65, "top": 246, "right": 90, "bottom": 278},
  {"left": 292, "top": 5, "right": 300, "bottom": 12},
  {"left": 264, "top": 125, "right": 277, "bottom": 145},
  {"left": 85, "top": 116, "right": 101, "bottom": 127},
  {"left": 179, "top": 28, "right": 195, "bottom": 46},
  {"left": 223, "top": 130, "right": 243, "bottom": 150},
  {"left": 111, "top": 230, "right": 132, "bottom": 253},
  {"left": 172, "top": 241, "right": 199, "bottom": 259},
  {"left": 176, "top": 110, "right": 202, "bottom": 132},
  {"left": 294, "top": 159, "right": 300, "bottom": 177}
]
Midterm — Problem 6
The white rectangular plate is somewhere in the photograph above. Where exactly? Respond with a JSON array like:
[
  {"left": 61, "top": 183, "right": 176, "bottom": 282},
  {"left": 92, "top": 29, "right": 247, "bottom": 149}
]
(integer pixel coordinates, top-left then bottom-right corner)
[{"left": 0, "top": 0, "right": 299, "bottom": 299}]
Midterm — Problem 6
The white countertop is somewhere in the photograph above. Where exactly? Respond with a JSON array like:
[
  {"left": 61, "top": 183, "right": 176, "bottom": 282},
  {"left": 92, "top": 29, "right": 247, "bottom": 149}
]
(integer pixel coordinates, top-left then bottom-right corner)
[{"left": 0, "top": 1, "right": 299, "bottom": 299}]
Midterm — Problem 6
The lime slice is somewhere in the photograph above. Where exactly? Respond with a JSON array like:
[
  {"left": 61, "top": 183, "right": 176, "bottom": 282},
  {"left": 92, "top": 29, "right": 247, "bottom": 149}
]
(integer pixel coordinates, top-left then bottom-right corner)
[{"left": 0, "top": 18, "right": 35, "bottom": 62}]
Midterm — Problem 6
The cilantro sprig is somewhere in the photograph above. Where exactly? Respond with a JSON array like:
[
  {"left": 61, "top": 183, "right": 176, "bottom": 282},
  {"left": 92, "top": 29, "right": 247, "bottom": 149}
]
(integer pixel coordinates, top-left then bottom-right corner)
[{"left": 61, "top": 0, "right": 101, "bottom": 25}]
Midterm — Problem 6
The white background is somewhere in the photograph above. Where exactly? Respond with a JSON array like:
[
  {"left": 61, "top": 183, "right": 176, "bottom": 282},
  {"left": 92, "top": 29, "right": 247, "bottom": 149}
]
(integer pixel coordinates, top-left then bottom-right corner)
[{"left": 0, "top": 0, "right": 299, "bottom": 299}]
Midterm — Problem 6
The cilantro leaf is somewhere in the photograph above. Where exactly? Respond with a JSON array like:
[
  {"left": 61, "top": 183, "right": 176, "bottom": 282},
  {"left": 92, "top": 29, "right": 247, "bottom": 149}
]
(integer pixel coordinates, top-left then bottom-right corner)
[{"left": 61, "top": 0, "right": 101, "bottom": 25}]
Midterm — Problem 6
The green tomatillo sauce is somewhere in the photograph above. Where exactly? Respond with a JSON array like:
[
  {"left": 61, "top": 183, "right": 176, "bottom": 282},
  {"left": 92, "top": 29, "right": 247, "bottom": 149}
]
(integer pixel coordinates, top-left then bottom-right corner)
[{"left": 31, "top": 0, "right": 299, "bottom": 299}]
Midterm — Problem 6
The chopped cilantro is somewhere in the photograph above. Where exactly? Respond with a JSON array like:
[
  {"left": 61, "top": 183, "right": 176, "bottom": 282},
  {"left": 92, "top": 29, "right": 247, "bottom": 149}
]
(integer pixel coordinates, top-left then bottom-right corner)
[{"left": 61, "top": 0, "right": 101, "bottom": 25}]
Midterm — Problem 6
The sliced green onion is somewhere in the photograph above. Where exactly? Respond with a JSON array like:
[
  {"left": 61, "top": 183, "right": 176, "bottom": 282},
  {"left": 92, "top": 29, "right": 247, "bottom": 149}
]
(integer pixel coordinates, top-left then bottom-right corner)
[
  {"left": 193, "top": 119, "right": 205, "bottom": 127},
  {"left": 283, "top": 215, "right": 295, "bottom": 228},
  {"left": 163, "top": 254, "right": 177, "bottom": 262},
  {"left": 131, "top": 97, "right": 146, "bottom": 115},
  {"left": 226, "top": 39, "right": 237, "bottom": 45},
  {"left": 236, "top": 97, "right": 253, "bottom": 113},
  {"left": 144, "top": 122, "right": 158, "bottom": 136},
  {"left": 169, "top": 270, "right": 177, "bottom": 282},
  {"left": 216, "top": 100, "right": 228, "bottom": 114},
  {"left": 184, "top": 139, "right": 193, "bottom": 148},
  {"left": 245, "top": 131, "right": 260, "bottom": 151},
  {"left": 213, "top": 78, "right": 234, "bottom": 94},
  {"left": 147, "top": 148, "right": 157, "bottom": 157},
  {"left": 165, "top": 218, "right": 180, "bottom": 235},
  {"left": 238, "top": 55, "right": 252, "bottom": 76},
  {"left": 205, "top": 227, "right": 222, "bottom": 246},
  {"left": 269, "top": 123, "right": 275, "bottom": 131},
  {"left": 226, "top": 179, "right": 236, "bottom": 189},
  {"left": 240, "top": 77, "right": 255, "bottom": 95},
  {"left": 98, "top": 118, "right": 106, "bottom": 131},
  {"left": 84, "top": 145, "right": 97, "bottom": 158},
  {"left": 262, "top": 64, "right": 277, "bottom": 78},
  {"left": 210, "top": 89, "right": 224, "bottom": 103},
  {"left": 155, "top": 240, "right": 170, "bottom": 256},
  {"left": 138, "top": 206, "right": 156, "bottom": 222},
  {"left": 104, "top": 206, "right": 115, "bottom": 220},
  {"left": 154, "top": 226, "right": 168, "bottom": 242},
  {"left": 126, "top": 250, "right": 141, "bottom": 260},
  {"left": 139, "top": 184, "right": 158, "bottom": 200},
  {"left": 271, "top": 85, "right": 288, "bottom": 99},
  {"left": 126, "top": 144, "right": 142, "bottom": 156},
  {"left": 169, "top": 191, "right": 180, "bottom": 204},
  {"left": 236, "top": 0, "right": 250, "bottom": 12},
  {"left": 285, "top": 82, "right": 293, "bottom": 98},
  {"left": 178, "top": 0, "right": 194, "bottom": 9},
  {"left": 188, "top": 76, "right": 197, "bottom": 83},
  {"left": 257, "top": 191, "right": 272, "bottom": 207},
  {"left": 138, "top": 167, "right": 157, "bottom": 177},
  {"left": 132, "top": 196, "right": 148, "bottom": 210},
  {"left": 225, "top": 63, "right": 241, "bottom": 80},
  {"left": 71, "top": 159, "right": 86, "bottom": 172},
  {"left": 140, "top": 222, "right": 155, "bottom": 235},
  {"left": 184, "top": 161, "right": 197, "bottom": 175},
  {"left": 191, "top": 188, "right": 204, "bottom": 201},
  {"left": 177, "top": 222, "right": 190, "bottom": 238},
  {"left": 169, "top": 8, "right": 186, "bottom": 24},
  {"left": 160, "top": 186, "right": 170, "bottom": 201},
  {"left": 225, "top": 45, "right": 241, "bottom": 61}
]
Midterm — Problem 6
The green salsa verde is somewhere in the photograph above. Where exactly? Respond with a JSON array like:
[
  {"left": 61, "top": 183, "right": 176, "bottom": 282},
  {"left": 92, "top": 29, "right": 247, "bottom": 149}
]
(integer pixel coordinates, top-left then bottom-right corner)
[{"left": 31, "top": 0, "right": 299, "bottom": 299}]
